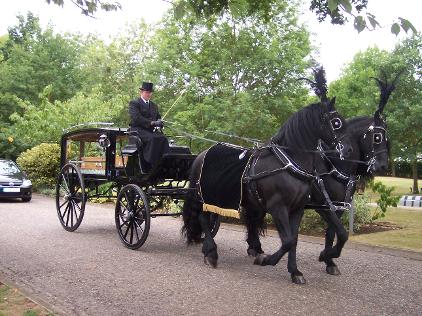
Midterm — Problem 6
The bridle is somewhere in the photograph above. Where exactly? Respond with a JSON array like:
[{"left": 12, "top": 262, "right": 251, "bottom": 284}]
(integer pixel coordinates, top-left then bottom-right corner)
[
  {"left": 362, "top": 123, "right": 389, "bottom": 172},
  {"left": 325, "top": 110, "right": 347, "bottom": 160}
]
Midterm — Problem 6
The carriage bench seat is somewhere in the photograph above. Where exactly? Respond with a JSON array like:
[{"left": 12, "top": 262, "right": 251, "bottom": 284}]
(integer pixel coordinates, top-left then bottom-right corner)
[{"left": 167, "top": 145, "right": 191, "bottom": 155}]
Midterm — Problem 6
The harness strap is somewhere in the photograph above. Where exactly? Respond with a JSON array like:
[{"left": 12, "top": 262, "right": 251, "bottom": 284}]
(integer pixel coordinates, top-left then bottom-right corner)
[{"left": 315, "top": 174, "right": 338, "bottom": 213}]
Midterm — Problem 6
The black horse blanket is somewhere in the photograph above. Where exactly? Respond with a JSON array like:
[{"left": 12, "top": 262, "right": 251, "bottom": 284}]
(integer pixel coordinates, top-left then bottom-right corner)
[{"left": 199, "top": 143, "right": 252, "bottom": 218}]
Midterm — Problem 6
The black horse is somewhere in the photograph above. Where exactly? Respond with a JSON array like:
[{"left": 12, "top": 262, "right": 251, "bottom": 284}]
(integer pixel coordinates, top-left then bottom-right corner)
[
  {"left": 182, "top": 67, "right": 353, "bottom": 284},
  {"left": 245, "top": 71, "right": 400, "bottom": 279},
  {"left": 314, "top": 72, "right": 400, "bottom": 275}
]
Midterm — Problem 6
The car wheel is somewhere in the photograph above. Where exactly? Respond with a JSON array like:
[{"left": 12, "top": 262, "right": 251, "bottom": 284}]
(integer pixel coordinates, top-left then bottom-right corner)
[{"left": 22, "top": 196, "right": 32, "bottom": 202}]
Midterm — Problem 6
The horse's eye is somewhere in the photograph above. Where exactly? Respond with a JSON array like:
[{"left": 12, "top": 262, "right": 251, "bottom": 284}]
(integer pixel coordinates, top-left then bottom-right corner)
[
  {"left": 373, "top": 133, "right": 383, "bottom": 144},
  {"left": 330, "top": 118, "right": 342, "bottom": 130}
]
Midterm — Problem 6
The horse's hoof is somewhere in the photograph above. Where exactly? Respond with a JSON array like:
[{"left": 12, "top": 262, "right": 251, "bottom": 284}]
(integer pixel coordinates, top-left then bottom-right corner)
[
  {"left": 247, "top": 248, "right": 264, "bottom": 257},
  {"left": 254, "top": 254, "right": 267, "bottom": 266},
  {"left": 326, "top": 265, "right": 341, "bottom": 275},
  {"left": 291, "top": 274, "right": 307, "bottom": 285},
  {"left": 318, "top": 251, "right": 326, "bottom": 262},
  {"left": 204, "top": 256, "right": 218, "bottom": 268}
]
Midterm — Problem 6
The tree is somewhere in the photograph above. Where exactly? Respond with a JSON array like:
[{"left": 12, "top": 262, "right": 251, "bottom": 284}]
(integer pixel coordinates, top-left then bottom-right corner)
[
  {"left": 139, "top": 1, "right": 311, "bottom": 151},
  {"left": 45, "top": 0, "right": 121, "bottom": 16},
  {"left": 174, "top": 0, "right": 417, "bottom": 35},
  {"left": 0, "top": 13, "right": 85, "bottom": 117},
  {"left": 389, "top": 34, "right": 422, "bottom": 193},
  {"left": 329, "top": 44, "right": 421, "bottom": 193},
  {"left": 9, "top": 86, "right": 127, "bottom": 147}
]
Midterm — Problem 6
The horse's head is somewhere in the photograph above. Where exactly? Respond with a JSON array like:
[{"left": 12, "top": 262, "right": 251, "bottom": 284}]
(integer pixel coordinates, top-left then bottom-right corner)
[
  {"left": 320, "top": 96, "right": 353, "bottom": 159},
  {"left": 359, "top": 70, "right": 401, "bottom": 173},
  {"left": 305, "top": 67, "right": 353, "bottom": 159}
]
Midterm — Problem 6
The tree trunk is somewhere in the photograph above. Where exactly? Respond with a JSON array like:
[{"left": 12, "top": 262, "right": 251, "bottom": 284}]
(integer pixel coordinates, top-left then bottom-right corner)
[
  {"left": 412, "top": 158, "right": 419, "bottom": 194},
  {"left": 391, "top": 160, "right": 396, "bottom": 177}
]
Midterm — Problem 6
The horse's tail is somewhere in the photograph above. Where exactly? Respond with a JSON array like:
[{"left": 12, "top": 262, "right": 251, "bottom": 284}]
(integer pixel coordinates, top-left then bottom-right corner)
[{"left": 181, "top": 150, "right": 207, "bottom": 244}]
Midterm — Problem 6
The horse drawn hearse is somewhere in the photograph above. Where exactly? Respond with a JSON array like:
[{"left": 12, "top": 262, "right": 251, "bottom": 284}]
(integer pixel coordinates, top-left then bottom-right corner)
[
  {"left": 55, "top": 125, "right": 220, "bottom": 249},
  {"left": 56, "top": 67, "right": 400, "bottom": 284}
]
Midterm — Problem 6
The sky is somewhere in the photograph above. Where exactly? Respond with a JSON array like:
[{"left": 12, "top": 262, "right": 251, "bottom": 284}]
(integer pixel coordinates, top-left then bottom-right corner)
[{"left": 1, "top": 0, "right": 421, "bottom": 82}]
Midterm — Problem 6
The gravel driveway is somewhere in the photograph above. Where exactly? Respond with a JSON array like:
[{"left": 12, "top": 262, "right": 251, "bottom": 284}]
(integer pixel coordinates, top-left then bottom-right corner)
[{"left": 0, "top": 194, "right": 421, "bottom": 315}]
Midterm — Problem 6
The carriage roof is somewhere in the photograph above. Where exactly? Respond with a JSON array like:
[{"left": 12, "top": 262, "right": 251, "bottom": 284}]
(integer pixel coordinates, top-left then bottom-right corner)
[{"left": 61, "top": 127, "right": 128, "bottom": 142}]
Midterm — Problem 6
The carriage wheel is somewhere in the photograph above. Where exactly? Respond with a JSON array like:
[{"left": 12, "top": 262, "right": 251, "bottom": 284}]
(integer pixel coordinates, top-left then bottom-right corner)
[
  {"left": 209, "top": 213, "right": 221, "bottom": 238},
  {"left": 115, "top": 184, "right": 150, "bottom": 249},
  {"left": 56, "top": 163, "right": 86, "bottom": 232}
]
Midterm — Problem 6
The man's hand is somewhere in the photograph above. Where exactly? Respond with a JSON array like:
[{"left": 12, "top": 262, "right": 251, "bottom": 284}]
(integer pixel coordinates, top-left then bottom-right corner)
[{"left": 151, "top": 119, "right": 164, "bottom": 128}]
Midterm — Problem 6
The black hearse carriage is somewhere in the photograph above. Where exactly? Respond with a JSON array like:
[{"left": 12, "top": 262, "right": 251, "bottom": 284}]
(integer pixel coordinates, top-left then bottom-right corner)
[{"left": 56, "top": 123, "right": 220, "bottom": 249}]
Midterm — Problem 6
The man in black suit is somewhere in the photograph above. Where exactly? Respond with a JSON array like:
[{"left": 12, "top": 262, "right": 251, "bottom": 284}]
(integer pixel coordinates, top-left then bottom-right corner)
[{"left": 128, "top": 82, "right": 169, "bottom": 170}]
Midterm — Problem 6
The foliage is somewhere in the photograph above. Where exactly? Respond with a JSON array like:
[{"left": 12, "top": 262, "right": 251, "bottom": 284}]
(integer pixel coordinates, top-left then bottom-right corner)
[
  {"left": 46, "top": 0, "right": 121, "bottom": 16},
  {"left": 174, "top": 0, "right": 416, "bottom": 35},
  {"left": 0, "top": 13, "right": 85, "bottom": 117},
  {"left": 368, "top": 179, "right": 400, "bottom": 220},
  {"left": 9, "top": 87, "right": 127, "bottom": 147},
  {"left": 0, "top": 123, "right": 28, "bottom": 160},
  {"left": 142, "top": 1, "right": 311, "bottom": 152},
  {"left": 299, "top": 194, "right": 373, "bottom": 233},
  {"left": 16, "top": 143, "right": 61, "bottom": 189},
  {"left": 310, "top": 0, "right": 416, "bottom": 34}
]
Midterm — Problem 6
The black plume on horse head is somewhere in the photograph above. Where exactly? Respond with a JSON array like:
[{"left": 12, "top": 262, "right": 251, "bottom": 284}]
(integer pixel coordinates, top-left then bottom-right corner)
[
  {"left": 372, "top": 69, "right": 403, "bottom": 119},
  {"left": 300, "top": 66, "right": 336, "bottom": 110}
]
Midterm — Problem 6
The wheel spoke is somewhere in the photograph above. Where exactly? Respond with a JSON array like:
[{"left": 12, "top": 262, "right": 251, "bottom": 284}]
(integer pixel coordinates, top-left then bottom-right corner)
[
  {"left": 119, "top": 218, "right": 130, "bottom": 229},
  {"left": 70, "top": 200, "right": 74, "bottom": 227},
  {"left": 72, "top": 199, "right": 82, "bottom": 213},
  {"left": 61, "top": 203, "right": 69, "bottom": 221},
  {"left": 134, "top": 222, "right": 140, "bottom": 242},
  {"left": 123, "top": 222, "right": 131, "bottom": 239},
  {"left": 71, "top": 200, "right": 79, "bottom": 222},
  {"left": 134, "top": 218, "right": 144, "bottom": 235},
  {"left": 134, "top": 194, "right": 141, "bottom": 210},
  {"left": 65, "top": 203, "right": 71, "bottom": 226},
  {"left": 129, "top": 222, "right": 134, "bottom": 244},
  {"left": 59, "top": 199, "right": 68, "bottom": 209},
  {"left": 61, "top": 174, "right": 70, "bottom": 194},
  {"left": 119, "top": 200, "right": 129, "bottom": 213}
]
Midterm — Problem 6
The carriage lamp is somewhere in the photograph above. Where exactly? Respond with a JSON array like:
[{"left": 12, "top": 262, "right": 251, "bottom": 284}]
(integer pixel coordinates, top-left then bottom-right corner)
[{"left": 98, "top": 134, "right": 111, "bottom": 150}]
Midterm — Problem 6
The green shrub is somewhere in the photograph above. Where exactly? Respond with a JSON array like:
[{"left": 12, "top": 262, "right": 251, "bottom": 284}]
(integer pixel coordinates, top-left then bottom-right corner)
[
  {"left": 16, "top": 143, "right": 60, "bottom": 189},
  {"left": 299, "top": 194, "right": 373, "bottom": 234},
  {"left": 368, "top": 179, "right": 400, "bottom": 220},
  {"left": 343, "top": 194, "right": 373, "bottom": 231}
]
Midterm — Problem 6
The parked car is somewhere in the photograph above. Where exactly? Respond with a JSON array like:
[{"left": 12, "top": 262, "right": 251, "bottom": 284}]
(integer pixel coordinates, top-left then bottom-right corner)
[{"left": 0, "top": 159, "right": 32, "bottom": 202}]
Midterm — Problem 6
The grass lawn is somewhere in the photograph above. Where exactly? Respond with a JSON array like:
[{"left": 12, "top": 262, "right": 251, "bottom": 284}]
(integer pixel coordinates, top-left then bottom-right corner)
[
  {"left": 350, "top": 206, "right": 422, "bottom": 252},
  {"left": 0, "top": 282, "right": 53, "bottom": 316},
  {"left": 366, "top": 176, "right": 418, "bottom": 202}
]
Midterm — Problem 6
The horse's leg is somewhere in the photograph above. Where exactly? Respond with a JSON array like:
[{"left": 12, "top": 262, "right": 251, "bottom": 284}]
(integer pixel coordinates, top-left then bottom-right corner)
[
  {"left": 316, "top": 209, "right": 344, "bottom": 275},
  {"left": 287, "top": 208, "right": 306, "bottom": 284},
  {"left": 199, "top": 212, "right": 218, "bottom": 268},
  {"left": 318, "top": 210, "right": 348, "bottom": 263},
  {"left": 244, "top": 206, "right": 265, "bottom": 257},
  {"left": 254, "top": 206, "right": 295, "bottom": 267}
]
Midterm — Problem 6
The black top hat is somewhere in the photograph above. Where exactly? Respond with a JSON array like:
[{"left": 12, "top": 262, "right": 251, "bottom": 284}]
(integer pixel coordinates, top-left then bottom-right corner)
[{"left": 140, "top": 82, "right": 154, "bottom": 92}]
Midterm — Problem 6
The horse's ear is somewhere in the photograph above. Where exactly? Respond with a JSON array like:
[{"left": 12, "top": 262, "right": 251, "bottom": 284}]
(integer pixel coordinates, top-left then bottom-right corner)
[{"left": 327, "top": 96, "right": 336, "bottom": 111}]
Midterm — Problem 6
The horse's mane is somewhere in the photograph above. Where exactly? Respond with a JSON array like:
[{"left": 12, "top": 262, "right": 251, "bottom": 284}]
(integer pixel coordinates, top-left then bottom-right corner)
[{"left": 272, "top": 103, "right": 326, "bottom": 150}]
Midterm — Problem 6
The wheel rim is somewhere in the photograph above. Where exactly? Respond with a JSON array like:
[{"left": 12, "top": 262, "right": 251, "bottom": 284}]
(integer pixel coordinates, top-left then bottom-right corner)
[
  {"left": 56, "top": 164, "right": 85, "bottom": 232},
  {"left": 115, "top": 185, "right": 150, "bottom": 249}
]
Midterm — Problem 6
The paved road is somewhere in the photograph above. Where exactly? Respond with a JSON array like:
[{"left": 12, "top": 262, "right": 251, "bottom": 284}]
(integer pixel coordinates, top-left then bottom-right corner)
[{"left": 1, "top": 194, "right": 421, "bottom": 315}]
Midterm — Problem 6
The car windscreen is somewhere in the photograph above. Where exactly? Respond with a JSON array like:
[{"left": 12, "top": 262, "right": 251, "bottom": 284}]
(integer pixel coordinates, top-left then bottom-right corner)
[{"left": 0, "top": 161, "right": 21, "bottom": 176}]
